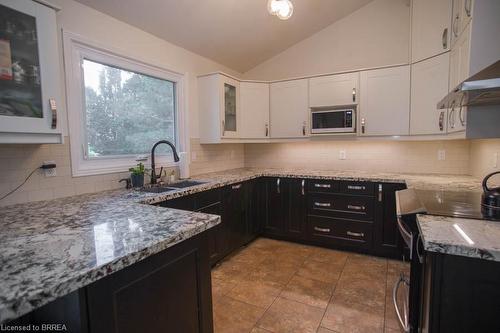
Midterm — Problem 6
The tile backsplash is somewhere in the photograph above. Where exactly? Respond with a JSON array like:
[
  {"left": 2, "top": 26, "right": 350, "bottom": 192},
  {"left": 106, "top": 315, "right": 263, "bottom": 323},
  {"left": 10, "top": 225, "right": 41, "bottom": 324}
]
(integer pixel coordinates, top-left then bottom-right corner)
[
  {"left": 244, "top": 140, "right": 471, "bottom": 175},
  {"left": 2, "top": 137, "right": 500, "bottom": 207}
]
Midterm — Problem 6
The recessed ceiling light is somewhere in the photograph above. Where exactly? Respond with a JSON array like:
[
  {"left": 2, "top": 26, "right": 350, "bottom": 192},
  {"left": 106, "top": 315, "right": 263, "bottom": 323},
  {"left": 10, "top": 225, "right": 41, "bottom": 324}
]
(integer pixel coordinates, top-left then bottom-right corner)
[{"left": 267, "top": 0, "right": 294, "bottom": 20}]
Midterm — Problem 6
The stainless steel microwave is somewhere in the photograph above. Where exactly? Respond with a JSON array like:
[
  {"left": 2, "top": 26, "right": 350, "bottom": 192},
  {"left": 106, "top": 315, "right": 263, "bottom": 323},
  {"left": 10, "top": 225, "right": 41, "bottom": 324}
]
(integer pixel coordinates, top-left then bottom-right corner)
[{"left": 310, "top": 107, "right": 356, "bottom": 134}]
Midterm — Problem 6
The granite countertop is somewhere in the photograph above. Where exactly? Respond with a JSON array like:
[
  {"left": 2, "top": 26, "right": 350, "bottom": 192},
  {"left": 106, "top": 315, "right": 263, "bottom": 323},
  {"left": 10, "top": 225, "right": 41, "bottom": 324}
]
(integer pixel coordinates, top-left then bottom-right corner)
[{"left": 0, "top": 167, "right": 492, "bottom": 322}]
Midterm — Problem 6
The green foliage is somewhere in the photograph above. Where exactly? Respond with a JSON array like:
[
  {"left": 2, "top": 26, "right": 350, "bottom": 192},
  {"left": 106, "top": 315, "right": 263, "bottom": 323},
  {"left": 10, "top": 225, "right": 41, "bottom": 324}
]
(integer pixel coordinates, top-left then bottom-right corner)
[
  {"left": 128, "top": 162, "right": 147, "bottom": 176},
  {"left": 84, "top": 61, "right": 176, "bottom": 157}
]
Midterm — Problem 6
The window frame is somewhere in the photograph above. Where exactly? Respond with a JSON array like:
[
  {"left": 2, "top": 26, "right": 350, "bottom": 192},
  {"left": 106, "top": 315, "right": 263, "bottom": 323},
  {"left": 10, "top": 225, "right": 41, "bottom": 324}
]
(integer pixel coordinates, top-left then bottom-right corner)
[{"left": 63, "top": 31, "right": 187, "bottom": 177}]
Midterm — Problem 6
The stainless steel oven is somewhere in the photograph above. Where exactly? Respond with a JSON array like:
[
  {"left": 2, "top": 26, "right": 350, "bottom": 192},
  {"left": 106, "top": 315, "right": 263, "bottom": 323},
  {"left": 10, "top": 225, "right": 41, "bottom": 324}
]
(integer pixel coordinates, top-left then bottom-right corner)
[{"left": 310, "top": 107, "right": 356, "bottom": 134}]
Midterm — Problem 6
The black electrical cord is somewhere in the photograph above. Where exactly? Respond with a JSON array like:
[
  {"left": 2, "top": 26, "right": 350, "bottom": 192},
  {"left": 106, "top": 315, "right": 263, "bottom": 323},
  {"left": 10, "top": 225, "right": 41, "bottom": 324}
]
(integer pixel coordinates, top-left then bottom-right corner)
[{"left": 0, "top": 167, "right": 41, "bottom": 202}]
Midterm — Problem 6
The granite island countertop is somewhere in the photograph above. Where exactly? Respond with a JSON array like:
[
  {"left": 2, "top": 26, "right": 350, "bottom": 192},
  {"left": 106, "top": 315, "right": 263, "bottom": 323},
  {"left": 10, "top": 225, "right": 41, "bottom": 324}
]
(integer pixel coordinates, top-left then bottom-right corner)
[{"left": 0, "top": 167, "right": 495, "bottom": 322}]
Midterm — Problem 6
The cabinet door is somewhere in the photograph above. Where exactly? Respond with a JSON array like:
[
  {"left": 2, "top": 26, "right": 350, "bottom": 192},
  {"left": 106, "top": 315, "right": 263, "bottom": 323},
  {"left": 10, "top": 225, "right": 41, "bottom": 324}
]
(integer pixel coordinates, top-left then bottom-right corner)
[
  {"left": 247, "top": 179, "right": 264, "bottom": 242},
  {"left": 270, "top": 79, "right": 309, "bottom": 138},
  {"left": 373, "top": 183, "right": 406, "bottom": 258},
  {"left": 240, "top": 82, "right": 270, "bottom": 139},
  {"left": 286, "top": 179, "right": 307, "bottom": 239},
  {"left": 264, "top": 177, "right": 287, "bottom": 236},
  {"left": 449, "top": 22, "right": 471, "bottom": 90},
  {"left": 86, "top": 234, "right": 213, "bottom": 333},
  {"left": 309, "top": 73, "right": 359, "bottom": 107},
  {"left": 451, "top": 0, "right": 473, "bottom": 46},
  {"left": 220, "top": 76, "right": 240, "bottom": 138},
  {"left": 359, "top": 66, "right": 410, "bottom": 136},
  {"left": 0, "top": 0, "right": 63, "bottom": 143},
  {"left": 410, "top": 53, "right": 450, "bottom": 135},
  {"left": 411, "top": 0, "right": 452, "bottom": 62},
  {"left": 198, "top": 203, "right": 223, "bottom": 266},
  {"left": 223, "top": 182, "right": 247, "bottom": 252}
]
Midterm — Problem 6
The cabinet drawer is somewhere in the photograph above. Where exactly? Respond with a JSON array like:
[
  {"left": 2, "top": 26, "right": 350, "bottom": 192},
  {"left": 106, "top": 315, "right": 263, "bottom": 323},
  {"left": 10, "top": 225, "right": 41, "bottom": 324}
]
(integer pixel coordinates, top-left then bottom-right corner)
[
  {"left": 308, "top": 194, "right": 374, "bottom": 220},
  {"left": 338, "top": 181, "right": 374, "bottom": 196},
  {"left": 196, "top": 188, "right": 221, "bottom": 210},
  {"left": 308, "top": 179, "right": 337, "bottom": 193},
  {"left": 308, "top": 216, "right": 373, "bottom": 249}
]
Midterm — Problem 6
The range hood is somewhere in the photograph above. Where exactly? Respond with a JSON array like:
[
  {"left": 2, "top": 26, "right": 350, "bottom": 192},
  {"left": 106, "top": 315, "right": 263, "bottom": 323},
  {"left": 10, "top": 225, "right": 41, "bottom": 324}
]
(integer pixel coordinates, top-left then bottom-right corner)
[{"left": 438, "top": 60, "right": 500, "bottom": 109}]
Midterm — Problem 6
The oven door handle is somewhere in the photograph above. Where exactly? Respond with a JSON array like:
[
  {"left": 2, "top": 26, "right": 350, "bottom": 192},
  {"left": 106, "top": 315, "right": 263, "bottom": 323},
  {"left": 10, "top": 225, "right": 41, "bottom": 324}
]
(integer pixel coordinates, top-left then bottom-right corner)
[
  {"left": 397, "top": 215, "right": 413, "bottom": 260},
  {"left": 393, "top": 274, "right": 411, "bottom": 333}
]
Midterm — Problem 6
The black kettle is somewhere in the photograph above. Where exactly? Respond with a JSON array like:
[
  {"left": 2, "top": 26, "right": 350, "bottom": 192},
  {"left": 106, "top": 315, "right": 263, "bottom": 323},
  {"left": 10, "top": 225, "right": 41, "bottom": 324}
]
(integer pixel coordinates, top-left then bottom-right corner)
[{"left": 482, "top": 171, "right": 500, "bottom": 219}]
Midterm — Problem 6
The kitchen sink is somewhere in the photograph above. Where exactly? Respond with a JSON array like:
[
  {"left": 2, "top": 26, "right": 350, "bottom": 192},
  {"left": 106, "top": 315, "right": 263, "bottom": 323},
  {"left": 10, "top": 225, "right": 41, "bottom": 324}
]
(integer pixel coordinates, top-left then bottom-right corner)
[
  {"left": 167, "top": 180, "right": 207, "bottom": 188},
  {"left": 139, "top": 186, "right": 176, "bottom": 194}
]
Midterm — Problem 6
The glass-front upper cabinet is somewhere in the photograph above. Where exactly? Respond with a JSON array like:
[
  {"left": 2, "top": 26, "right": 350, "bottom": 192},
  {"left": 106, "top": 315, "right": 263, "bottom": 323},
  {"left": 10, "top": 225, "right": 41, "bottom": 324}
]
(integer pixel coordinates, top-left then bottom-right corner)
[
  {"left": 0, "top": 0, "right": 63, "bottom": 144},
  {"left": 220, "top": 76, "right": 239, "bottom": 138}
]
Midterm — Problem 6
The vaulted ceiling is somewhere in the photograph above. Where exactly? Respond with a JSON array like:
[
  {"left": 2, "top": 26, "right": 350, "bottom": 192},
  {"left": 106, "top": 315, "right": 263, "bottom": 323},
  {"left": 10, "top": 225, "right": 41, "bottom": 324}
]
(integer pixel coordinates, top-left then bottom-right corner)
[{"left": 74, "top": 0, "right": 374, "bottom": 73}]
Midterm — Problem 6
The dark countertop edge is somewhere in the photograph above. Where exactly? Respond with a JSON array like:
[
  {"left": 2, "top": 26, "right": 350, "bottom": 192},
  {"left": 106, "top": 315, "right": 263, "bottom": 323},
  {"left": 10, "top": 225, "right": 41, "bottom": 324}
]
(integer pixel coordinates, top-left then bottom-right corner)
[{"left": 0, "top": 215, "right": 220, "bottom": 324}]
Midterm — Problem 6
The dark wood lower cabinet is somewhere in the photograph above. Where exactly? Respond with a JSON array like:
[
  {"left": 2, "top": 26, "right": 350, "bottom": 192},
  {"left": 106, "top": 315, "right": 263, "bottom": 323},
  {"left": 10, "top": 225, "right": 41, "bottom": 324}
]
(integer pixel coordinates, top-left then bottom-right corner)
[
  {"left": 86, "top": 233, "right": 212, "bottom": 333},
  {"left": 421, "top": 252, "right": 500, "bottom": 333}
]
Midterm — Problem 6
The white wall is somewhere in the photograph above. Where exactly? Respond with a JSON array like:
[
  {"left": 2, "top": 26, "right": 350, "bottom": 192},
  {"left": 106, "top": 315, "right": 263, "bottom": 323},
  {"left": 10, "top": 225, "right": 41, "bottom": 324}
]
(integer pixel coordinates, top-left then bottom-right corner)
[
  {"left": 469, "top": 139, "right": 500, "bottom": 178},
  {"left": 0, "top": 0, "right": 244, "bottom": 206},
  {"left": 243, "top": 0, "right": 410, "bottom": 80}
]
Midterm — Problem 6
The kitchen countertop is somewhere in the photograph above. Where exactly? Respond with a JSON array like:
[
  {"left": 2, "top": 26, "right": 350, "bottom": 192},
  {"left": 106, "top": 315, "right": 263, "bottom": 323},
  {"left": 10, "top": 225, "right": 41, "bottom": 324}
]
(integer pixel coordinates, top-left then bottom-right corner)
[{"left": 0, "top": 167, "right": 492, "bottom": 322}]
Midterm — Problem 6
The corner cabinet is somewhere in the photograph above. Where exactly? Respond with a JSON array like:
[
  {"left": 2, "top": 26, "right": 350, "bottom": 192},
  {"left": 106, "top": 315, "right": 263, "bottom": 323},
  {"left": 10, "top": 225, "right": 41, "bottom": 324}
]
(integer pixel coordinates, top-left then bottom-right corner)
[
  {"left": 270, "top": 79, "right": 309, "bottom": 139},
  {"left": 0, "top": 0, "right": 63, "bottom": 144},
  {"left": 359, "top": 66, "right": 410, "bottom": 136},
  {"left": 198, "top": 73, "right": 240, "bottom": 143}
]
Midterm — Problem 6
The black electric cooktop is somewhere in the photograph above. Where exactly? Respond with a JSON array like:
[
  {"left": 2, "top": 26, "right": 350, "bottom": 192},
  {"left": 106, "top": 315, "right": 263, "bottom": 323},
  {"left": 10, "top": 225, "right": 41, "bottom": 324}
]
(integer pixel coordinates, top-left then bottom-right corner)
[{"left": 415, "top": 189, "right": 500, "bottom": 221}]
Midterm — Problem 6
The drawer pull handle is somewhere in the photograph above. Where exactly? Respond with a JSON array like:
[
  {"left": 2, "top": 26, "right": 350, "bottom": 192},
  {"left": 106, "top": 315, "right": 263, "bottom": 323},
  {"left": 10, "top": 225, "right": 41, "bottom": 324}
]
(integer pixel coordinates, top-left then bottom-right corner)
[
  {"left": 347, "top": 185, "right": 366, "bottom": 190},
  {"left": 347, "top": 231, "right": 364, "bottom": 237},
  {"left": 301, "top": 179, "right": 305, "bottom": 196},
  {"left": 232, "top": 184, "right": 242, "bottom": 190},
  {"left": 314, "top": 184, "right": 331, "bottom": 188},
  {"left": 347, "top": 204, "right": 365, "bottom": 211},
  {"left": 314, "top": 202, "right": 331, "bottom": 207},
  {"left": 314, "top": 227, "right": 331, "bottom": 233}
]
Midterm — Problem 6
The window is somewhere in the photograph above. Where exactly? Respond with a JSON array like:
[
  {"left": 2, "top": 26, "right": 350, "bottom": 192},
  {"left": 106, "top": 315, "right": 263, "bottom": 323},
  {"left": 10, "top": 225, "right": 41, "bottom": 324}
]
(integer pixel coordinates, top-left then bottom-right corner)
[{"left": 64, "top": 33, "right": 185, "bottom": 176}]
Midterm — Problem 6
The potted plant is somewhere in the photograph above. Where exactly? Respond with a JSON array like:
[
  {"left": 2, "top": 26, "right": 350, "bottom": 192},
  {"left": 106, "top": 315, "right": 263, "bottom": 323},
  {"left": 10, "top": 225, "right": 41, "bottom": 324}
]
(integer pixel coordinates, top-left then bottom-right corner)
[{"left": 128, "top": 163, "right": 147, "bottom": 188}]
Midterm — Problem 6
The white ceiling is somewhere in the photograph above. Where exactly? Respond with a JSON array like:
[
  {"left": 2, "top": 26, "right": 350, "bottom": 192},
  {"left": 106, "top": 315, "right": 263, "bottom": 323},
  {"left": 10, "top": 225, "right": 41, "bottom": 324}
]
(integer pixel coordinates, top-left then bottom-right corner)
[{"left": 74, "top": 0, "right": 374, "bottom": 73}]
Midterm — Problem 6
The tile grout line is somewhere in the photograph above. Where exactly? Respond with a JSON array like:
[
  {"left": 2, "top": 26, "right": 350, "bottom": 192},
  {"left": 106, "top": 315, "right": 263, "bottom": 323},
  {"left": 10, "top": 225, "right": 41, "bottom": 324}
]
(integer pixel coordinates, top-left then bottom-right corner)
[{"left": 315, "top": 253, "right": 349, "bottom": 333}]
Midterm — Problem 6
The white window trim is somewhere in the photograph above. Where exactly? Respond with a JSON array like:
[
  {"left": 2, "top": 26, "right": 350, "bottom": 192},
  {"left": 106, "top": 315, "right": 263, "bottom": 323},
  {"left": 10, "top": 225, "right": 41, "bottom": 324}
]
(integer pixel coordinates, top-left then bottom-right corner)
[{"left": 63, "top": 31, "right": 188, "bottom": 177}]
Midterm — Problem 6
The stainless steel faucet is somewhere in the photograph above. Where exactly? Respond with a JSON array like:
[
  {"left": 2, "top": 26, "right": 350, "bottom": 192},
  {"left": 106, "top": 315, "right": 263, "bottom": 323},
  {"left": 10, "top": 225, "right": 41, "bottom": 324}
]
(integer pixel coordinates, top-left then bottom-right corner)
[{"left": 150, "top": 140, "right": 180, "bottom": 184}]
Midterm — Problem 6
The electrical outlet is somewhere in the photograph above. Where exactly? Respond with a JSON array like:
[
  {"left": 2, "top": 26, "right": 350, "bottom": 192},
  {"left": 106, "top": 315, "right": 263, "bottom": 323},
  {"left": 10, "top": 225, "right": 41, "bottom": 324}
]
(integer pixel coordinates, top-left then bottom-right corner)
[
  {"left": 191, "top": 151, "right": 197, "bottom": 161},
  {"left": 438, "top": 150, "right": 446, "bottom": 161},
  {"left": 42, "top": 161, "right": 57, "bottom": 177},
  {"left": 339, "top": 150, "right": 347, "bottom": 160}
]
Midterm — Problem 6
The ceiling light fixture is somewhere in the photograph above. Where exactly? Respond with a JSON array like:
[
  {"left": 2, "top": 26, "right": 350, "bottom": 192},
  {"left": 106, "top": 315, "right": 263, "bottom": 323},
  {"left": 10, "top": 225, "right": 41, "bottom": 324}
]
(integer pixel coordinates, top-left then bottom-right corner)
[{"left": 267, "top": 0, "right": 294, "bottom": 20}]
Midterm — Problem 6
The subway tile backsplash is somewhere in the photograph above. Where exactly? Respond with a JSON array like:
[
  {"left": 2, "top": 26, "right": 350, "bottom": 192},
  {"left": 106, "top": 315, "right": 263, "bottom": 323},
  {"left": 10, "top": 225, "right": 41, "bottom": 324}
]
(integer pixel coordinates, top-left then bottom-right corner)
[
  {"left": 244, "top": 140, "right": 471, "bottom": 175},
  {"left": 2, "top": 137, "right": 499, "bottom": 207}
]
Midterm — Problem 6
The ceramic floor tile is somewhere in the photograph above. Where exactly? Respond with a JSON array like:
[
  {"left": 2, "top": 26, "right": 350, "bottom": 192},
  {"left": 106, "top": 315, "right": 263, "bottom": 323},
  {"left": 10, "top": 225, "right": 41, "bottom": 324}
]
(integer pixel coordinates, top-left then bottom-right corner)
[
  {"left": 316, "top": 327, "right": 337, "bottom": 333},
  {"left": 250, "top": 327, "right": 273, "bottom": 333},
  {"left": 334, "top": 278, "right": 386, "bottom": 311},
  {"left": 212, "top": 277, "right": 237, "bottom": 301},
  {"left": 227, "top": 279, "right": 284, "bottom": 308},
  {"left": 321, "top": 300, "right": 385, "bottom": 333},
  {"left": 297, "top": 260, "right": 344, "bottom": 284},
  {"left": 281, "top": 274, "right": 333, "bottom": 309},
  {"left": 257, "top": 297, "right": 325, "bottom": 333},
  {"left": 213, "top": 295, "right": 266, "bottom": 333},
  {"left": 308, "top": 246, "right": 349, "bottom": 266}
]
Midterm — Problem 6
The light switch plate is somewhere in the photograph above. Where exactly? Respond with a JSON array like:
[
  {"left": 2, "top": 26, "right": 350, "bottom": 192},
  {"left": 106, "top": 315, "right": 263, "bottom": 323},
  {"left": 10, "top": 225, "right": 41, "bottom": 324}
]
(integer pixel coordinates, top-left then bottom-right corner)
[
  {"left": 339, "top": 150, "right": 347, "bottom": 160},
  {"left": 438, "top": 150, "right": 446, "bottom": 161}
]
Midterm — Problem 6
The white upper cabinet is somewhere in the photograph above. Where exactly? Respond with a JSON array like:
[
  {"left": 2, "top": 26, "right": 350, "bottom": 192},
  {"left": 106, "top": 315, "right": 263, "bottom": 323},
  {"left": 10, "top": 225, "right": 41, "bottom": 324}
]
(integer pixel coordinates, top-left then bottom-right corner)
[
  {"left": 0, "top": 0, "right": 63, "bottom": 144},
  {"left": 309, "top": 73, "right": 359, "bottom": 107},
  {"left": 198, "top": 73, "right": 240, "bottom": 143},
  {"left": 410, "top": 53, "right": 450, "bottom": 135},
  {"left": 240, "top": 82, "right": 270, "bottom": 139},
  {"left": 270, "top": 79, "right": 309, "bottom": 139},
  {"left": 451, "top": 0, "right": 473, "bottom": 46},
  {"left": 411, "top": 0, "right": 453, "bottom": 63},
  {"left": 449, "top": 22, "right": 471, "bottom": 90},
  {"left": 359, "top": 66, "right": 410, "bottom": 136}
]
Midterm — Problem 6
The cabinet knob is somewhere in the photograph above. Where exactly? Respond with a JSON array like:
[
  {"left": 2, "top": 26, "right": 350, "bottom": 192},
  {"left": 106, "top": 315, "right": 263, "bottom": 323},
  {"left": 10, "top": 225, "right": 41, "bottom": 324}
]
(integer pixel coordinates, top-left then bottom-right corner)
[
  {"left": 346, "top": 231, "right": 364, "bottom": 238},
  {"left": 302, "top": 121, "right": 306, "bottom": 136},
  {"left": 352, "top": 88, "right": 356, "bottom": 103},
  {"left": 301, "top": 179, "right": 305, "bottom": 196},
  {"left": 276, "top": 178, "right": 280, "bottom": 194},
  {"left": 314, "top": 226, "right": 331, "bottom": 233},
  {"left": 265, "top": 123, "right": 269, "bottom": 137},
  {"left": 452, "top": 13, "right": 460, "bottom": 37},
  {"left": 361, "top": 118, "right": 366, "bottom": 134},
  {"left": 449, "top": 102, "right": 456, "bottom": 129}
]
